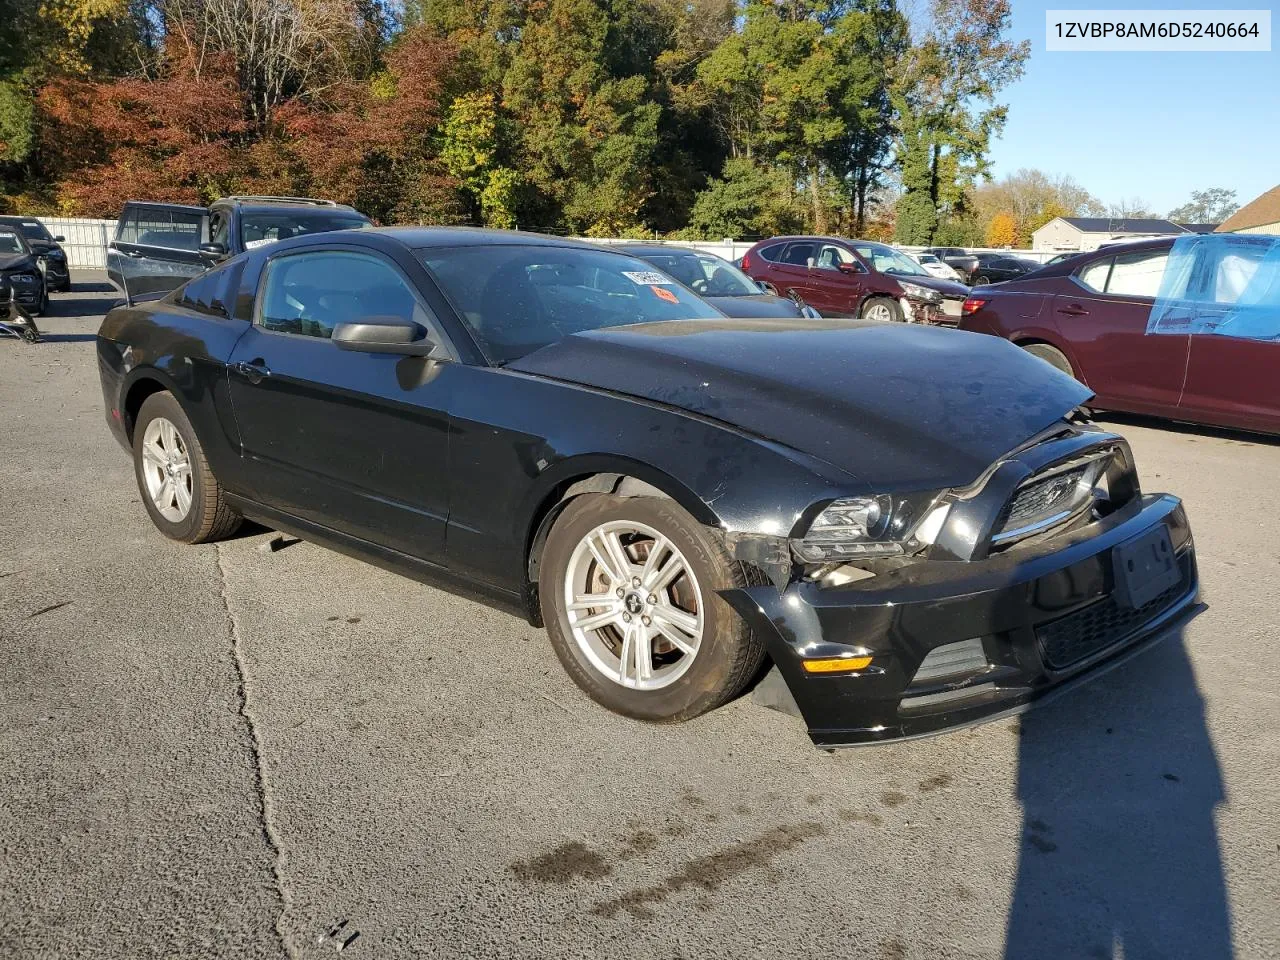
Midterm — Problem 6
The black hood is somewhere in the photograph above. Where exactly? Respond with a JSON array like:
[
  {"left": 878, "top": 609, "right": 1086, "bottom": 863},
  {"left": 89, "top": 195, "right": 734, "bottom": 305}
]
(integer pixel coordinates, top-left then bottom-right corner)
[
  {"left": 509, "top": 319, "right": 1092, "bottom": 490},
  {"left": 0, "top": 253, "right": 37, "bottom": 272},
  {"left": 887, "top": 272, "right": 969, "bottom": 298},
  {"left": 25, "top": 239, "right": 59, "bottom": 256},
  {"left": 703, "top": 293, "right": 803, "bottom": 319}
]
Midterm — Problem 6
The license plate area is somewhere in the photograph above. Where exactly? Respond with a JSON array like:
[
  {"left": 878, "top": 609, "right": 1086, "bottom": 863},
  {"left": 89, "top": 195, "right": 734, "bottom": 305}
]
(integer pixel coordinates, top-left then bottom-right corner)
[{"left": 1112, "top": 526, "right": 1179, "bottom": 609}]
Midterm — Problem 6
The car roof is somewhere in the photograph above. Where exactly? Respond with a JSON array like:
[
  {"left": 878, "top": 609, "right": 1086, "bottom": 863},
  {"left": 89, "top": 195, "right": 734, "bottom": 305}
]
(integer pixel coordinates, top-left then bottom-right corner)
[
  {"left": 215, "top": 198, "right": 364, "bottom": 215},
  {"left": 123, "top": 200, "right": 208, "bottom": 214},
  {"left": 0, "top": 215, "right": 43, "bottom": 223},
  {"left": 613, "top": 243, "right": 720, "bottom": 258},
  {"left": 380, "top": 226, "right": 605, "bottom": 251}
]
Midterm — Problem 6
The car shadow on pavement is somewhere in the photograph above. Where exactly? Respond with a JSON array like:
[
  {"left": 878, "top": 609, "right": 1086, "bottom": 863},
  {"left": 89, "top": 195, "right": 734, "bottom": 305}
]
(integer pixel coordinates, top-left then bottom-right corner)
[
  {"left": 44, "top": 296, "right": 122, "bottom": 319},
  {"left": 1093, "top": 411, "right": 1278, "bottom": 447},
  {"left": 36, "top": 333, "right": 97, "bottom": 343},
  {"left": 1005, "top": 626, "right": 1233, "bottom": 960}
]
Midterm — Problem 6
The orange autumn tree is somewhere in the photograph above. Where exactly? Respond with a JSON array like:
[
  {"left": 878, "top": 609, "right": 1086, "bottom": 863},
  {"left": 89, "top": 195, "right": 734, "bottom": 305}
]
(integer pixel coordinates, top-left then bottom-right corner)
[
  {"left": 38, "top": 25, "right": 461, "bottom": 221},
  {"left": 985, "top": 211, "right": 1017, "bottom": 248}
]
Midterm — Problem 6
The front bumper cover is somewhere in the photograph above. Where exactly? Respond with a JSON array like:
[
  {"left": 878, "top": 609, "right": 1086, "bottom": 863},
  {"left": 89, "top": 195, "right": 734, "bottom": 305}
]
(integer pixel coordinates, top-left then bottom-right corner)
[{"left": 724, "top": 493, "right": 1198, "bottom": 747}]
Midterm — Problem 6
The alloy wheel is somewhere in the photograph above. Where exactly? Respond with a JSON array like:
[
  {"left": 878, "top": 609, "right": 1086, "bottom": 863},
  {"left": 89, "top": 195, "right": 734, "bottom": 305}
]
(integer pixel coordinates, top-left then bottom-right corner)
[
  {"left": 865, "top": 301, "right": 894, "bottom": 322},
  {"left": 563, "top": 520, "right": 704, "bottom": 691},
  {"left": 140, "top": 417, "right": 193, "bottom": 522}
]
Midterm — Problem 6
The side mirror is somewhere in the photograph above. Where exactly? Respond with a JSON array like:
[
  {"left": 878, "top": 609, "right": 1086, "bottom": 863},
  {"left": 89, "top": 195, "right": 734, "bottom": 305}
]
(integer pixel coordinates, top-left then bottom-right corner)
[
  {"left": 200, "top": 242, "right": 228, "bottom": 260},
  {"left": 837, "top": 261, "right": 861, "bottom": 275},
  {"left": 332, "top": 316, "right": 446, "bottom": 358},
  {"left": 53, "top": 235, "right": 65, "bottom": 243}
]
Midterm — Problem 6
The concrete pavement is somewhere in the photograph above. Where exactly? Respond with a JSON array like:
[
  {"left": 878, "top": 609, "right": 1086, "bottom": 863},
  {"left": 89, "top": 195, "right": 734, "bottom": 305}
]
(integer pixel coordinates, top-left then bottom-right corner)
[{"left": 2, "top": 277, "right": 1277, "bottom": 959}]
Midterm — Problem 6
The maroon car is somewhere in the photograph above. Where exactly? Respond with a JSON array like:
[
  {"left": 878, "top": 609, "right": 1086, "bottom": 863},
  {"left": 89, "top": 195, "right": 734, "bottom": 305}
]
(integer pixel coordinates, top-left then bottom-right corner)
[
  {"left": 741, "top": 236, "right": 969, "bottom": 324},
  {"left": 958, "top": 235, "right": 1280, "bottom": 436}
]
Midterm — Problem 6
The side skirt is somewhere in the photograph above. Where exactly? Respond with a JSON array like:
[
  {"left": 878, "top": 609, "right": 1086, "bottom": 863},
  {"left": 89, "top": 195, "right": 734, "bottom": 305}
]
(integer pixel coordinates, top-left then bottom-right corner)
[{"left": 224, "top": 494, "right": 533, "bottom": 623}]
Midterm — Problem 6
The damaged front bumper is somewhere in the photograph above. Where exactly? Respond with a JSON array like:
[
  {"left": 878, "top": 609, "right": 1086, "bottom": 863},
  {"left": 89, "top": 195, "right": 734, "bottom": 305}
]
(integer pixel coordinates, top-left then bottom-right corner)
[{"left": 723, "top": 493, "right": 1198, "bottom": 747}]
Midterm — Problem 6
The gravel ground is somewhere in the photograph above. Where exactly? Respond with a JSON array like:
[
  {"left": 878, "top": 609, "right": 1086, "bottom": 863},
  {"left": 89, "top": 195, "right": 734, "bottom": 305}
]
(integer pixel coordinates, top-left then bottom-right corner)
[{"left": 2, "top": 276, "right": 1277, "bottom": 960}]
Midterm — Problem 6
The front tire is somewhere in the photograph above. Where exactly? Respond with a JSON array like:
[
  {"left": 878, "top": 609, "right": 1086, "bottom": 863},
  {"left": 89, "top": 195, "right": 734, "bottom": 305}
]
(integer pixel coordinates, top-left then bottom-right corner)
[
  {"left": 539, "top": 494, "right": 766, "bottom": 722},
  {"left": 973, "top": 275, "right": 991, "bottom": 286},
  {"left": 133, "top": 392, "right": 242, "bottom": 544},
  {"left": 860, "top": 296, "right": 903, "bottom": 323}
]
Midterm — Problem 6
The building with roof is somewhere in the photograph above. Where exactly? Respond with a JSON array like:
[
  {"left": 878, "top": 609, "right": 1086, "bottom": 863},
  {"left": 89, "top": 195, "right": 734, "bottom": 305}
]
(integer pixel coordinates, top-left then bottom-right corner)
[
  {"left": 1215, "top": 185, "right": 1280, "bottom": 235},
  {"left": 1031, "top": 216, "right": 1220, "bottom": 253}
]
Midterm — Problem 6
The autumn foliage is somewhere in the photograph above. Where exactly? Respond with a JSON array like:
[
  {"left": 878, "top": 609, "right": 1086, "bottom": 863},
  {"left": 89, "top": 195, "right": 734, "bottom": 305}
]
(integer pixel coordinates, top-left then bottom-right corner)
[{"left": 36, "top": 26, "right": 460, "bottom": 221}]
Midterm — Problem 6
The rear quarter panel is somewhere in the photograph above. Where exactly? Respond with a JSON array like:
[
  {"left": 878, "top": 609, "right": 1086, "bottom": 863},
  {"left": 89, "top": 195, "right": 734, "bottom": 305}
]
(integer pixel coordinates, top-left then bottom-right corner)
[{"left": 98, "top": 303, "right": 251, "bottom": 488}]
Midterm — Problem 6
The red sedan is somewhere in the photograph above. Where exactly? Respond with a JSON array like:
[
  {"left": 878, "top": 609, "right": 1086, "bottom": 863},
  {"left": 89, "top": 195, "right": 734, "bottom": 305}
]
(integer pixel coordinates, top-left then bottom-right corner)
[{"left": 958, "top": 235, "right": 1280, "bottom": 436}]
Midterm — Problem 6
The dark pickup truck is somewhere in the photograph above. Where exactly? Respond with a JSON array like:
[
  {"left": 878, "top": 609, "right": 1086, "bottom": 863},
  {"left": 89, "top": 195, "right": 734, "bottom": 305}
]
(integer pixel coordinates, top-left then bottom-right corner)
[{"left": 106, "top": 196, "right": 371, "bottom": 300}]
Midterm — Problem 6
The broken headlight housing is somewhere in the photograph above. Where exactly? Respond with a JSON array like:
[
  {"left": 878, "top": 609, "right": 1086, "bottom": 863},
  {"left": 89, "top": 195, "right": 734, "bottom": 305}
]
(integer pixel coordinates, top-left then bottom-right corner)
[{"left": 791, "top": 493, "right": 951, "bottom": 562}]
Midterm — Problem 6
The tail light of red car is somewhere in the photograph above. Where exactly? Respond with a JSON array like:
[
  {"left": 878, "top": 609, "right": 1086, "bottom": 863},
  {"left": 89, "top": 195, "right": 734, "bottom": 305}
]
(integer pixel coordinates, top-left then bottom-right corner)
[
  {"left": 962, "top": 296, "right": 989, "bottom": 316},
  {"left": 740, "top": 251, "right": 753, "bottom": 273}
]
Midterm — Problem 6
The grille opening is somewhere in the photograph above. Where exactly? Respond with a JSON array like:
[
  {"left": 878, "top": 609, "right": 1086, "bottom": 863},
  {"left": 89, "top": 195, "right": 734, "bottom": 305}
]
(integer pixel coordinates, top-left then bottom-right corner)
[
  {"left": 1037, "top": 552, "right": 1193, "bottom": 670},
  {"left": 990, "top": 448, "right": 1129, "bottom": 550}
]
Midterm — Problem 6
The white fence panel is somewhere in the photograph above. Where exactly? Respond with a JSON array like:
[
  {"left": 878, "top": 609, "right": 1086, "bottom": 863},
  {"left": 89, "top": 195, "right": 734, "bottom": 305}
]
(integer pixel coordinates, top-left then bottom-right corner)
[{"left": 35, "top": 217, "right": 115, "bottom": 269}]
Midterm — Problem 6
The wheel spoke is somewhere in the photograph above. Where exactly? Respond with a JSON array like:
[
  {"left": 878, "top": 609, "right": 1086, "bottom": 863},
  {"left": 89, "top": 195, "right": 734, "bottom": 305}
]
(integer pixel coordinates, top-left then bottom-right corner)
[
  {"left": 142, "top": 442, "right": 167, "bottom": 467},
  {"left": 568, "top": 592, "right": 615, "bottom": 612},
  {"left": 652, "top": 604, "right": 699, "bottom": 636},
  {"left": 573, "top": 608, "right": 619, "bottom": 632},
  {"left": 648, "top": 551, "right": 686, "bottom": 592},
  {"left": 602, "top": 530, "right": 634, "bottom": 583},
  {"left": 174, "top": 478, "right": 192, "bottom": 514},
  {"left": 639, "top": 535, "right": 669, "bottom": 584},
  {"left": 586, "top": 534, "right": 623, "bottom": 584},
  {"left": 157, "top": 477, "right": 174, "bottom": 509},
  {"left": 617, "top": 625, "right": 634, "bottom": 687},
  {"left": 160, "top": 419, "right": 177, "bottom": 452},
  {"left": 633, "top": 626, "right": 653, "bottom": 682},
  {"left": 654, "top": 620, "right": 697, "bottom": 656}
]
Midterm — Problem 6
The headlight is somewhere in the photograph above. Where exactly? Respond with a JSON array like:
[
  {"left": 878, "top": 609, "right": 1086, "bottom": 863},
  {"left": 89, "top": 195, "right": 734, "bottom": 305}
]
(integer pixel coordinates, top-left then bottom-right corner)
[
  {"left": 47, "top": 250, "right": 65, "bottom": 261},
  {"left": 791, "top": 494, "right": 950, "bottom": 561},
  {"left": 899, "top": 281, "right": 941, "bottom": 302},
  {"left": 8, "top": 273, "right": 37, "bottom": 284}
]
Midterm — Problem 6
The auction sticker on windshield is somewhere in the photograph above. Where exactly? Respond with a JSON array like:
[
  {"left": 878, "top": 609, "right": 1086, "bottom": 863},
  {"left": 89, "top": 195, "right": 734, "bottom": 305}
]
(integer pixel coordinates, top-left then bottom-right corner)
[
  {"left": 623, "top": 271, "right": 673, "bottom": 285},
  {"left": 651, "top": 285, "right": 679, "bottom": 304}
]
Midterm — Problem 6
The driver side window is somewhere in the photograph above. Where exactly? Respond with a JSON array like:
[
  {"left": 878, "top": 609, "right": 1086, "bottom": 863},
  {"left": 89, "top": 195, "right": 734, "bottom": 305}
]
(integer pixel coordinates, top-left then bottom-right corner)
[
  {"left": 257, "top": 251, "right": 435, "bottom": 341},
  {"left": 815, "top": 244, "right": 857, "bottom": 271}
]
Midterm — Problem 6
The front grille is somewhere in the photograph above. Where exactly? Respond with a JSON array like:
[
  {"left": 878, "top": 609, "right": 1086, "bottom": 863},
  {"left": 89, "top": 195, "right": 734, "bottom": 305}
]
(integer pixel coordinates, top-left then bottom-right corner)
[
  {"left": 1005, "top": 466, "right": 1088, "bottom": 529},
  {"left": 1037, "top": 552, "right": 1193, "bottom": 670}
]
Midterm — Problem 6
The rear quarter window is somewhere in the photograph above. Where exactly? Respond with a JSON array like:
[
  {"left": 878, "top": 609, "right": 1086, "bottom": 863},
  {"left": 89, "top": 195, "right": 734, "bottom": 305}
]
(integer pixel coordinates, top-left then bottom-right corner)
[
  {"left": 119, "top": 207, "right": 205, "bottom": 251},
  {"left": 757, "top": 243, "right": 785, "bottom": 263}
]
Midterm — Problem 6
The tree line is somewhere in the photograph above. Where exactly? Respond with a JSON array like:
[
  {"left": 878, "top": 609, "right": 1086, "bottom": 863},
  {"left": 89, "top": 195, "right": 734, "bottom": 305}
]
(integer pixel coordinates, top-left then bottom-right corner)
[{"left": 0, "top": 0, "right": 1234, "bottom": 242}]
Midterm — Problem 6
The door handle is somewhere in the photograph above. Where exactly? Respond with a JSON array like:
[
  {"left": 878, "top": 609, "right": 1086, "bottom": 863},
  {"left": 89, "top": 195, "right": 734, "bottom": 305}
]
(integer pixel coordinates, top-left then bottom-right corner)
[
  {"left": 234, "top": 360, "right": 271, "bottom": 384},
  {"left": 121, "top": 249, "right": 143, "bottom": 258},
  {"left": 1057, "top": 303, "right": 1089, "bottom": 317}
]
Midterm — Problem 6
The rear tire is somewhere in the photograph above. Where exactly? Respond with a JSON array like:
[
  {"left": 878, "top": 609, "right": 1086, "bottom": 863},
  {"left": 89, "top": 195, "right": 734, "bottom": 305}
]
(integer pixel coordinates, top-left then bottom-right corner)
[
  {"left": 539, "top": 494, "right": 765, "bottom": 722},
  {"left": 133, "top": 392, "right": 242, "bottom": 544},
  {"left": 1022, "top": 343, "right": 1076, "bottom": 379},
  {"left": 860, "top": 296, "right": 903, "bottom": 323}
]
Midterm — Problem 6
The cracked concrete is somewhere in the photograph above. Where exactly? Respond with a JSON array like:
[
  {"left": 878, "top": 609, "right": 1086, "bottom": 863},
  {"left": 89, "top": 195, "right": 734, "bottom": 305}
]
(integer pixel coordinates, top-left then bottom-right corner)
[
  {"left": 216, "top": 543, "right": 296, "bottom": 960},
  {"left": 3, "top": 279, "right": 1279, "bottom": 959}
]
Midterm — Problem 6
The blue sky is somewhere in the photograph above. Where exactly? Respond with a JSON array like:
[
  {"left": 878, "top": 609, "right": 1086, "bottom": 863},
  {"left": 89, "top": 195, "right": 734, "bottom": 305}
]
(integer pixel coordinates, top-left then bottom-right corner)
[{"left": 988, "top": 1, "right": 1279, "bottom": 215}]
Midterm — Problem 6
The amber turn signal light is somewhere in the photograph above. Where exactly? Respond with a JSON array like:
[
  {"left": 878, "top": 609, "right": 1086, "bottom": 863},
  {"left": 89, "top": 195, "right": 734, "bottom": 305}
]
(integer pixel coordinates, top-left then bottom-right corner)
[{"left": 801, "top": 656, "right": 873, "bottom": 674}]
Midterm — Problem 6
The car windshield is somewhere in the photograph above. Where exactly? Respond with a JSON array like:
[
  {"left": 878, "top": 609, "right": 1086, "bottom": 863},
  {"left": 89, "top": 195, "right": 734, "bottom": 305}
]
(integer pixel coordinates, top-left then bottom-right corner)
[
  {"left": 628, "top": 250, "right": 759, "bottom": 297},
  {"left": 418, "top": 244, "right": 723, "bottom": 364},
  {"left": 3, "top": 219, "right": 52, "bottom": 241},
  {"left": 240, "top": 211, "right": 371, "bottom": 249},
  {"left": 0, "top": 231, "right": 27, "bottom": 254},
  {"left": 853, "top": 243, "right": 929, "bottom": 277}
]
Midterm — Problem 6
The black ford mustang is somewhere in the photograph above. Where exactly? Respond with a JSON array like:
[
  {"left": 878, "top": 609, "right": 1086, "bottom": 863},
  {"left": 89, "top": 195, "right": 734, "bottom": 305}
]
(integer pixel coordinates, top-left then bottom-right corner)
[{"left": 97, "top": 227, "right": 1199, "bottom": 746}]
